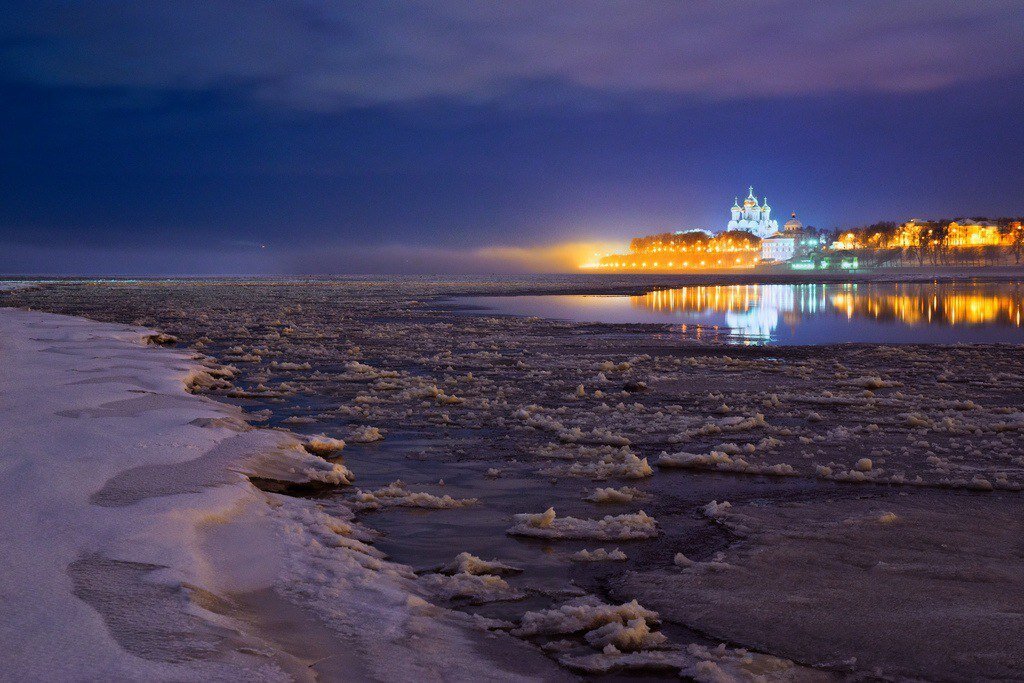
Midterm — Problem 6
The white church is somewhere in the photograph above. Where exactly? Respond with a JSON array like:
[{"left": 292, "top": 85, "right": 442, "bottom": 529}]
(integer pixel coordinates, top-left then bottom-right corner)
[{"left": 727, "top": 186, "right": 778, "bottom": 239}]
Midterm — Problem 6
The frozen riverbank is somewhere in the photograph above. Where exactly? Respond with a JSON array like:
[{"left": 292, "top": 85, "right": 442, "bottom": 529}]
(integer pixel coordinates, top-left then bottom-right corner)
[
  {"left": 5, "top": 278, "right": 1024, "bottom": 680},
  {"left": 0, "top": 308, "right": 558, "bottom": 681}
]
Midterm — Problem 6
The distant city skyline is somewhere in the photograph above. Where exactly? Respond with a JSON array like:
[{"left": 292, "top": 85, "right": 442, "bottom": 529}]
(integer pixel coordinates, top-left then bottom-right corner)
[{"left": 2, "top": 1, "right": 1023, "bottom": 274}]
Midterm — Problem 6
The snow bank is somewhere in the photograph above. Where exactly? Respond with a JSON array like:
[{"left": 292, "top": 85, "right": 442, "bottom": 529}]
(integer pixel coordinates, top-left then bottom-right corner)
[
  {"left": 0, "top": 310, "right": 333, "bottom": 678},
  {"left": 281, "top": 443, "right": 355, "bottom": 484},
  {"left": 0, "top": 309, "right": 546, "bottom": 681}
]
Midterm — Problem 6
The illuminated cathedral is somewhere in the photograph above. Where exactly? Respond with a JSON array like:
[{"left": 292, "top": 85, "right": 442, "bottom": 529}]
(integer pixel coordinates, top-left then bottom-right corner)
[{"left": 728, "top": 186, "right": 778, "bottom": 239}]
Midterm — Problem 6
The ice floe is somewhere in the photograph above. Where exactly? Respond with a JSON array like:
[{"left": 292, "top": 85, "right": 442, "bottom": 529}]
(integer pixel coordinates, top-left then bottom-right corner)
[
  {"left": 508, "top": 508, "right": 659, "bottom": 540},
  {"left": 352, "top": 480, "right": 478, "bottom": 510}
]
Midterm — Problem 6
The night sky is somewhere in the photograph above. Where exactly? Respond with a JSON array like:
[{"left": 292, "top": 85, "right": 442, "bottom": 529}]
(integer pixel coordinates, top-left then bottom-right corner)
[{"left": 3, "top": 1, "right": 1023, "bottom": 275}]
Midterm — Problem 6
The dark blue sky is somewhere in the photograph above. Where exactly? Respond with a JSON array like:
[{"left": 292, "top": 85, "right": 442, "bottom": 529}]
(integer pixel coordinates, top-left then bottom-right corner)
[{"left": 2, "top": 1, "right": 1023, "bottom": 274}]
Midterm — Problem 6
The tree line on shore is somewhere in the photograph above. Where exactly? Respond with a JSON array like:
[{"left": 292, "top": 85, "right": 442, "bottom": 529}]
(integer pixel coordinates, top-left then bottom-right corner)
[{"left": 628, "top": 230, "right": 761, "bottom": 254}]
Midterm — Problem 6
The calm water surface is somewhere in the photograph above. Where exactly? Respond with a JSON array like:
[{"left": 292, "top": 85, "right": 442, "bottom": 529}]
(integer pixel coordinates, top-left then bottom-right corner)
[{"left": 461, "top": 281, "right": 1024, "bottom": 345}]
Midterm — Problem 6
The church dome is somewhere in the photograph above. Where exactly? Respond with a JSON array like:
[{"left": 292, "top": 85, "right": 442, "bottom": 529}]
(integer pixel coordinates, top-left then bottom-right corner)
[
  {"left": 784, "top": 212, "right": 803, "bottom": 231},
  {"left": 727, "top": 187, "right": 778, "bottom": 239}
]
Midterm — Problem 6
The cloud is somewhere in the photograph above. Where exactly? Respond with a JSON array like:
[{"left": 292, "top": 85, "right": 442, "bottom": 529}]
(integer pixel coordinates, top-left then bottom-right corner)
[
  {"left": 3, "top": 2, "right": 1023, "bottom": 272},
  {"left": 4, "top": 1, "right": 1023, "bottom": 110}
]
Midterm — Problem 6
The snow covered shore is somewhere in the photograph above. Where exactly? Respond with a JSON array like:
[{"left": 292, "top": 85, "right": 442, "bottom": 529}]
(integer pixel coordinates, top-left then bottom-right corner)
[{"left": 0, "top": 308, "right": 554, "bottom": 681}]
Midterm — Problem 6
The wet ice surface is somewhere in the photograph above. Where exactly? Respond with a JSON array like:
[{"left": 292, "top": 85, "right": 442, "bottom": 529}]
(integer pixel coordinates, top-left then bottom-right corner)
[
  {"left": 460, "top": 281, "right": 1024, "bottom": 345},
  {"left": 5, "top": 275, "right": 1024, "bottom": 680}
]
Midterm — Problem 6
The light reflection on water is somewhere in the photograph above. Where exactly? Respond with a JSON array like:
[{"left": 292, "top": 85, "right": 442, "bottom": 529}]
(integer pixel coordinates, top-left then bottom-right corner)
[{"left": 462, "top": 282, "right": 1024, "bottom": 345}]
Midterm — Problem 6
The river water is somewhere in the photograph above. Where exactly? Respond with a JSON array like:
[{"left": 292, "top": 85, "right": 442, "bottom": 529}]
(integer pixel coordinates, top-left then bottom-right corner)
[{"left": 461, "top": 281, "right": 1024, "bottom": 345}]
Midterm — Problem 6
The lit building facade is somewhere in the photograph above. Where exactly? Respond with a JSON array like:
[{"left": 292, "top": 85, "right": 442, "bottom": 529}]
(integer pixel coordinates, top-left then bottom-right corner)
[
  {"left": 947, "top": 220, "right": 1002, "bottom": 247},
  {"left": 831, "top": 219, "right": 1010, "bottom": 251},
  {"left": 760, "top": 213, "right": 818, "bottom": 262},
  {"left": 588, "top": 187, "right": 809, "bottom": 271},
  {"left": 728, "top": 186, "right": 778, "bottom": 239}
]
